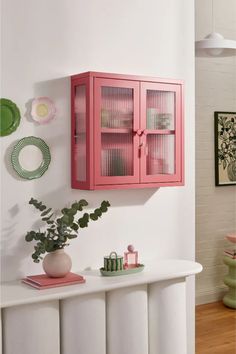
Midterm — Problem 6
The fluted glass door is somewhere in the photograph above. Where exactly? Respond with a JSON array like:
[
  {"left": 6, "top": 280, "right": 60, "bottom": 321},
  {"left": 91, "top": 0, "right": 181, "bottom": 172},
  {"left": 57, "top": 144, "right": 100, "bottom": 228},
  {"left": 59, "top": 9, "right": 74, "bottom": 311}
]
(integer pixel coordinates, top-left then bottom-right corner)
[
  {"left": 140, "top": 82, "right": 182, "bottom": 183},
  {"left": 94, "top": 79, "right": 139, "bottom": 185}
]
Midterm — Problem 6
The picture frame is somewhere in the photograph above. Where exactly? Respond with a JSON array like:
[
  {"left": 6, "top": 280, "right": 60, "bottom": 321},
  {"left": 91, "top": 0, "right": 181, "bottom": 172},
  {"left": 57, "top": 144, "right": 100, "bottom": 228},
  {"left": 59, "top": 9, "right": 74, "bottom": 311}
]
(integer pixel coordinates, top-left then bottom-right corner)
[{"left": 214, "top": 111, "right": 236, "bottom": 186}]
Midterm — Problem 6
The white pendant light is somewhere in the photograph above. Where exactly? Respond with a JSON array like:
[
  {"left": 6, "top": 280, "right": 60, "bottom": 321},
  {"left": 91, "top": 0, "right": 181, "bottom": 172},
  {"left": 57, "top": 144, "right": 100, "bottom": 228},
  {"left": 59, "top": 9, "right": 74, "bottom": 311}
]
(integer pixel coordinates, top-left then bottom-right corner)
[{"left": 195, "top": 0, "right": 236, "bottom": 57}]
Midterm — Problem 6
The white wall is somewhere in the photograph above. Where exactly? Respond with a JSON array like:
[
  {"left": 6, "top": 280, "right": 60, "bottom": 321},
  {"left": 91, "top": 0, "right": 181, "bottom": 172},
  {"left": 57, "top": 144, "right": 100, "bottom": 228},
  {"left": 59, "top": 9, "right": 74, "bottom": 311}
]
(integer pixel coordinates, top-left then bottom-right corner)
[
  {"left": 1, "top": 0, "right": 195, "bottom": 352},
  {"left": 195, "top": 0, "right": 236, "bottom": 304}
]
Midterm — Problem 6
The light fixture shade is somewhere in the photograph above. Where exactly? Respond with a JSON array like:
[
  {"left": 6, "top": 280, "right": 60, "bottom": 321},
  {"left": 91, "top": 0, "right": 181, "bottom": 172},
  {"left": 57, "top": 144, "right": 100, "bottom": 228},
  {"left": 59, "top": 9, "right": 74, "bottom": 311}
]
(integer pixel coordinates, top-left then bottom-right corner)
[{"left": 195, "top": 32, "right": 236, "bottom": 57}]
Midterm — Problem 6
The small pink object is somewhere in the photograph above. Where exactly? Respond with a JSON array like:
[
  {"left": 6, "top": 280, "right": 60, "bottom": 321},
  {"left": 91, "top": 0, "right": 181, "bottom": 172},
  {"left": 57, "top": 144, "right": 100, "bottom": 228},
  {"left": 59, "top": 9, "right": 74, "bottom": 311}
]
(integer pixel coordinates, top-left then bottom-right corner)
[
  {"left": 226, "top": 234, "right": 236, "bottom": 244},
  {"left": 124, "top": 244, "right": 138, "bottom": 269},
  {"left": 127, "top": 244, "right": 134, "bottom": 252}
]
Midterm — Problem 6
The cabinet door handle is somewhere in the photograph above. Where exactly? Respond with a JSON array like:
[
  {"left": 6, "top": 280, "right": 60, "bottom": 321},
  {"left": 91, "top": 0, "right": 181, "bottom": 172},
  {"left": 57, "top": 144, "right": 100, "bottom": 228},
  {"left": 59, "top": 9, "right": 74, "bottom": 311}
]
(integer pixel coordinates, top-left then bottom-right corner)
[
  {"left": 134, "top": 129, "right": 143, "bottom": 136},
  {"left": 134, "top": 129, "right": 148, "bottom": 136},
  {"left": 138, "top": 142, "right": 148, "bottom": 158},
  {"left": 138, "top": 144, "right": 142, "bottom": 158}
]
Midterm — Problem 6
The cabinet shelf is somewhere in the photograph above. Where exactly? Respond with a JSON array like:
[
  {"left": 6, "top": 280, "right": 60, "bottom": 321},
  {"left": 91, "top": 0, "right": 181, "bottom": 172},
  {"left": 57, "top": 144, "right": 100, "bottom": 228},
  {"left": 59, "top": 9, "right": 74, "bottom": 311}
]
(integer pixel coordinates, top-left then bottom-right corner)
[
  {"left": 145, "top": 129, "right": 175, "bottom": 135},
  {"left": 100, "top": 129, "right": 175, "bottom": 135},
  {"left": 101, "top": 128, "right": 132, "bottom": 134}
]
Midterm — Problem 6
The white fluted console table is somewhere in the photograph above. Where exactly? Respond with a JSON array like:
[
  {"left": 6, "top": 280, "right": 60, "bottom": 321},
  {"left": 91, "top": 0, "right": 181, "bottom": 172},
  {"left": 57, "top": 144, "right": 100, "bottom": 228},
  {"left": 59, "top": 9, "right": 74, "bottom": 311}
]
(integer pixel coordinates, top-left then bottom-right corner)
[{"left": 0, "top": 259, "right": 202, "bottom": 354}]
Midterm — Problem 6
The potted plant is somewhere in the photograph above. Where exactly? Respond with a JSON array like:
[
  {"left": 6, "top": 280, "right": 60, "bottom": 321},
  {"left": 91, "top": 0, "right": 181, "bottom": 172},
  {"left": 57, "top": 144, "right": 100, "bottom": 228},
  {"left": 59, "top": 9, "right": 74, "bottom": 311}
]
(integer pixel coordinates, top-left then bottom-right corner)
[{"left": 25, "top": 197, "right": 110, "bottom": 277}]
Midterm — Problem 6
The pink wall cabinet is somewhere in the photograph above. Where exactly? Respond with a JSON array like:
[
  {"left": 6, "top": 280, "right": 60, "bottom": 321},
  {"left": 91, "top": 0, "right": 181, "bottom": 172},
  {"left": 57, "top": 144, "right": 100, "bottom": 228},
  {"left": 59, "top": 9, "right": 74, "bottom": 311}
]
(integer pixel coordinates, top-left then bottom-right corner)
[{"left": 71, "top": 72, "right": 184, "bottom": 190}]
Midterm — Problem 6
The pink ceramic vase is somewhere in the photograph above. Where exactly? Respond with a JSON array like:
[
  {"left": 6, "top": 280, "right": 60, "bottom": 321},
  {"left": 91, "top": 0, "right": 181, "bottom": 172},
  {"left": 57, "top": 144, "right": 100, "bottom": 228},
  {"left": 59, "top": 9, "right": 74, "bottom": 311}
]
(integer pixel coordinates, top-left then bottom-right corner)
[{"left": 42, "top": 249, "right": 72, "bottom": 278}]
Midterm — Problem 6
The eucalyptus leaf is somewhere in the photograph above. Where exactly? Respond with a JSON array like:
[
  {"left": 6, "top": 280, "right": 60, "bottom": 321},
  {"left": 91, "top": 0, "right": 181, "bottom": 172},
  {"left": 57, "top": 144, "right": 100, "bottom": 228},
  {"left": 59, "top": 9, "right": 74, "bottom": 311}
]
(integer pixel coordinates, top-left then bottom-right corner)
[
  {"left": 42, "top": 213, "right": 54, "bottom": 221},
  {"left": 79, "top": 199, "right": 88, "bottom": 206},
  {"left": 67, "top": 208, "right": 77, "bottom": 216},
  {"left": 71, "top": 223, "right": 79, "bottom": 231},
  {"left": 34, "top": 233, "right": 41, "bottom": 240},
  {"left": 25, "top": 232, "right": 33, "bottom": 242},
  {"left": 59, "top": 235, "right": 66, "bottom": 242},
  {"left": 100, "top": 205, "right": 108, "bottom": 212},
  {"left": 41, "top": 208, "right": 52, "bottom": 216},
  {"left": 72, "top": 202, "right": 78, "bottom": 209},
  {"left": 94, "top": 208, "right": 102, "bottom": 217},
  {"left": 67, "top": 234, "right": 77, "bottom": 239},
  {"left": 90, "top": 213, "right": 98, "bottom": 221}
]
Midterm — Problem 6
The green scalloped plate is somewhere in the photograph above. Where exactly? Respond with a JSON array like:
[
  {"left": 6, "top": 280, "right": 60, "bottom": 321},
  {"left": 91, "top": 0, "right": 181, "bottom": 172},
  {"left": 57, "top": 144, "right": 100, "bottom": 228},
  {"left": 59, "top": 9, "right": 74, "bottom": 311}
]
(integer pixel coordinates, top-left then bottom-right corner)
[
  {"left": 100, "top": 264, "right": 145, "bottom": 277},
  {"left": 11, "top": 136, "right": 51, "bottom": 179},
  {"left": 0, "top": 98, "right": 21, "bottom": 136}
]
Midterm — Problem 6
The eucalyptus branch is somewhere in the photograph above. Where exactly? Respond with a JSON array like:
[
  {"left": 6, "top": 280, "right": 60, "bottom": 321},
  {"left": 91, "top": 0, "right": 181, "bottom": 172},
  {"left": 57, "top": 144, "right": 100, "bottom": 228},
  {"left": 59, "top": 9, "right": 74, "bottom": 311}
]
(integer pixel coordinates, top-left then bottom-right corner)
[{"left": 25, "top": 198, "right": 110, "bottom": 263}]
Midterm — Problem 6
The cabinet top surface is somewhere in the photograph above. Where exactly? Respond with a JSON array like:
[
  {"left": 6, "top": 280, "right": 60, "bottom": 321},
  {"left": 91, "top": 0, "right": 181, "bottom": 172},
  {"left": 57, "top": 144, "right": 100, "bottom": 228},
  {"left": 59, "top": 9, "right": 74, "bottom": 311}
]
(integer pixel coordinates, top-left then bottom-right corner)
[
  {"left": 71, "top": 71, "right": 184, "bottom": 85},
  {"left": 1, "top": 260, "right": 202, "bottom": 309}
]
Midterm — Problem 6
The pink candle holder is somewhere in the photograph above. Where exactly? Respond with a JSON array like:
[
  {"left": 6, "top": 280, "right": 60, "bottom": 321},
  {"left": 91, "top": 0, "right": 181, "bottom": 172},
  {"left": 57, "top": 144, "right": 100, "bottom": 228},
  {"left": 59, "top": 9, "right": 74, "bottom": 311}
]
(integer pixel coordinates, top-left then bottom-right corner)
[{"left": 124, "top": 245, "right": 138, "bottom": 269}]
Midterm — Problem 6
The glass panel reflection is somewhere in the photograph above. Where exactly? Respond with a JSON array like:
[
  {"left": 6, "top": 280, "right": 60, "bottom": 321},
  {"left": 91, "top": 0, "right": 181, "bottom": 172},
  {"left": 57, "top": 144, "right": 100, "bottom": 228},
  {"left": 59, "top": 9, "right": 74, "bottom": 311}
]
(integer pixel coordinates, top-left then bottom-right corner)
[
  {"left": 146, "top": 135, "right": 175, "bottom": 175},
  {"left": 146, "top": 90, "right": 175, "bottom": 130},
  {"left": 75, "top": 85, "right": 86, "bottom": 181},
  {"left": 101, "top": 87, "right": 133, "bottom": 129},
  {"left": 101, "top": 133, "right": 133, "bottom": 176}
]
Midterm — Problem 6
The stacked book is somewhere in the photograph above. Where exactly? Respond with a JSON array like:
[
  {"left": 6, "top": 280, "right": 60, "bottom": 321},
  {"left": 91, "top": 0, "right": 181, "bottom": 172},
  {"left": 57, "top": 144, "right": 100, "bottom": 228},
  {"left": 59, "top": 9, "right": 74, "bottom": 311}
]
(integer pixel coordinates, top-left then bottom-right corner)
[
  {"left": 22, "top": 272, "right": 86, "bottom": 290},
  {"left": 224, "top": 249, "right": 236, "bottom": 259}
]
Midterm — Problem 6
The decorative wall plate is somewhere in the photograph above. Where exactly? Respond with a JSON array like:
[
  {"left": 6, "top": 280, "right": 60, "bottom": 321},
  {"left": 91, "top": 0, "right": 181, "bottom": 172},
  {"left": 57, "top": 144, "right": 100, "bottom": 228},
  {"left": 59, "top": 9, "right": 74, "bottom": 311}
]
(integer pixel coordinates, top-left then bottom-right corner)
[
  {"left": 0, "top": 98, "right": 21, "bottom": 136},
  {"left": 11, "top": 136, "right": 51, "bottom": 179},
  {"left": 31, "top": 97, "right": 56, "bottom": 124}
]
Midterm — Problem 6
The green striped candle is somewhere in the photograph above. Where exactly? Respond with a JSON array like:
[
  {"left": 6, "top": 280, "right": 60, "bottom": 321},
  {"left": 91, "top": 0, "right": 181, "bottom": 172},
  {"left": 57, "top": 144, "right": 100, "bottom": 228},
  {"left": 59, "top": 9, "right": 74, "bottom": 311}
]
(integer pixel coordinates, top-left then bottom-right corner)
[{"left": 104, "top": 252, "right": 123, "bottom": 271}]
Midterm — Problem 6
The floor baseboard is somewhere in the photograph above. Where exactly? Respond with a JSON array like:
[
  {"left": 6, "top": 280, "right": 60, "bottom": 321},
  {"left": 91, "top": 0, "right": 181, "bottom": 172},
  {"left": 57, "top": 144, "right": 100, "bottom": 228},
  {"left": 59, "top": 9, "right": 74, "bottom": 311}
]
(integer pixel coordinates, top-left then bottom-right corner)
[{"left": 196, "top": 287, "right": 227, "bottom": 305}]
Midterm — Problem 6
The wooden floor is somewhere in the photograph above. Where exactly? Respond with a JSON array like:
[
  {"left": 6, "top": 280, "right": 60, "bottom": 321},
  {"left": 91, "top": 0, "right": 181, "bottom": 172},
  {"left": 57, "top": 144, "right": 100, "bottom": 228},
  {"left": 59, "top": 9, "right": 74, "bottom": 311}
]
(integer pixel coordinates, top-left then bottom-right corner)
[{"left": 196, "top": 301, "right": 236, "bottom": 354}]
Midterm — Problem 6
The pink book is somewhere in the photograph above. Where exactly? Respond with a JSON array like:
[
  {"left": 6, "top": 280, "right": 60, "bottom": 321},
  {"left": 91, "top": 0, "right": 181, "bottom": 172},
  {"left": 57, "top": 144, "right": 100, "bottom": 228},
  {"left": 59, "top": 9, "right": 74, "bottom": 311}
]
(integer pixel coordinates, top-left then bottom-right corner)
[{"left": 22, "top": 272, "right": 86, "bottom": 290}]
